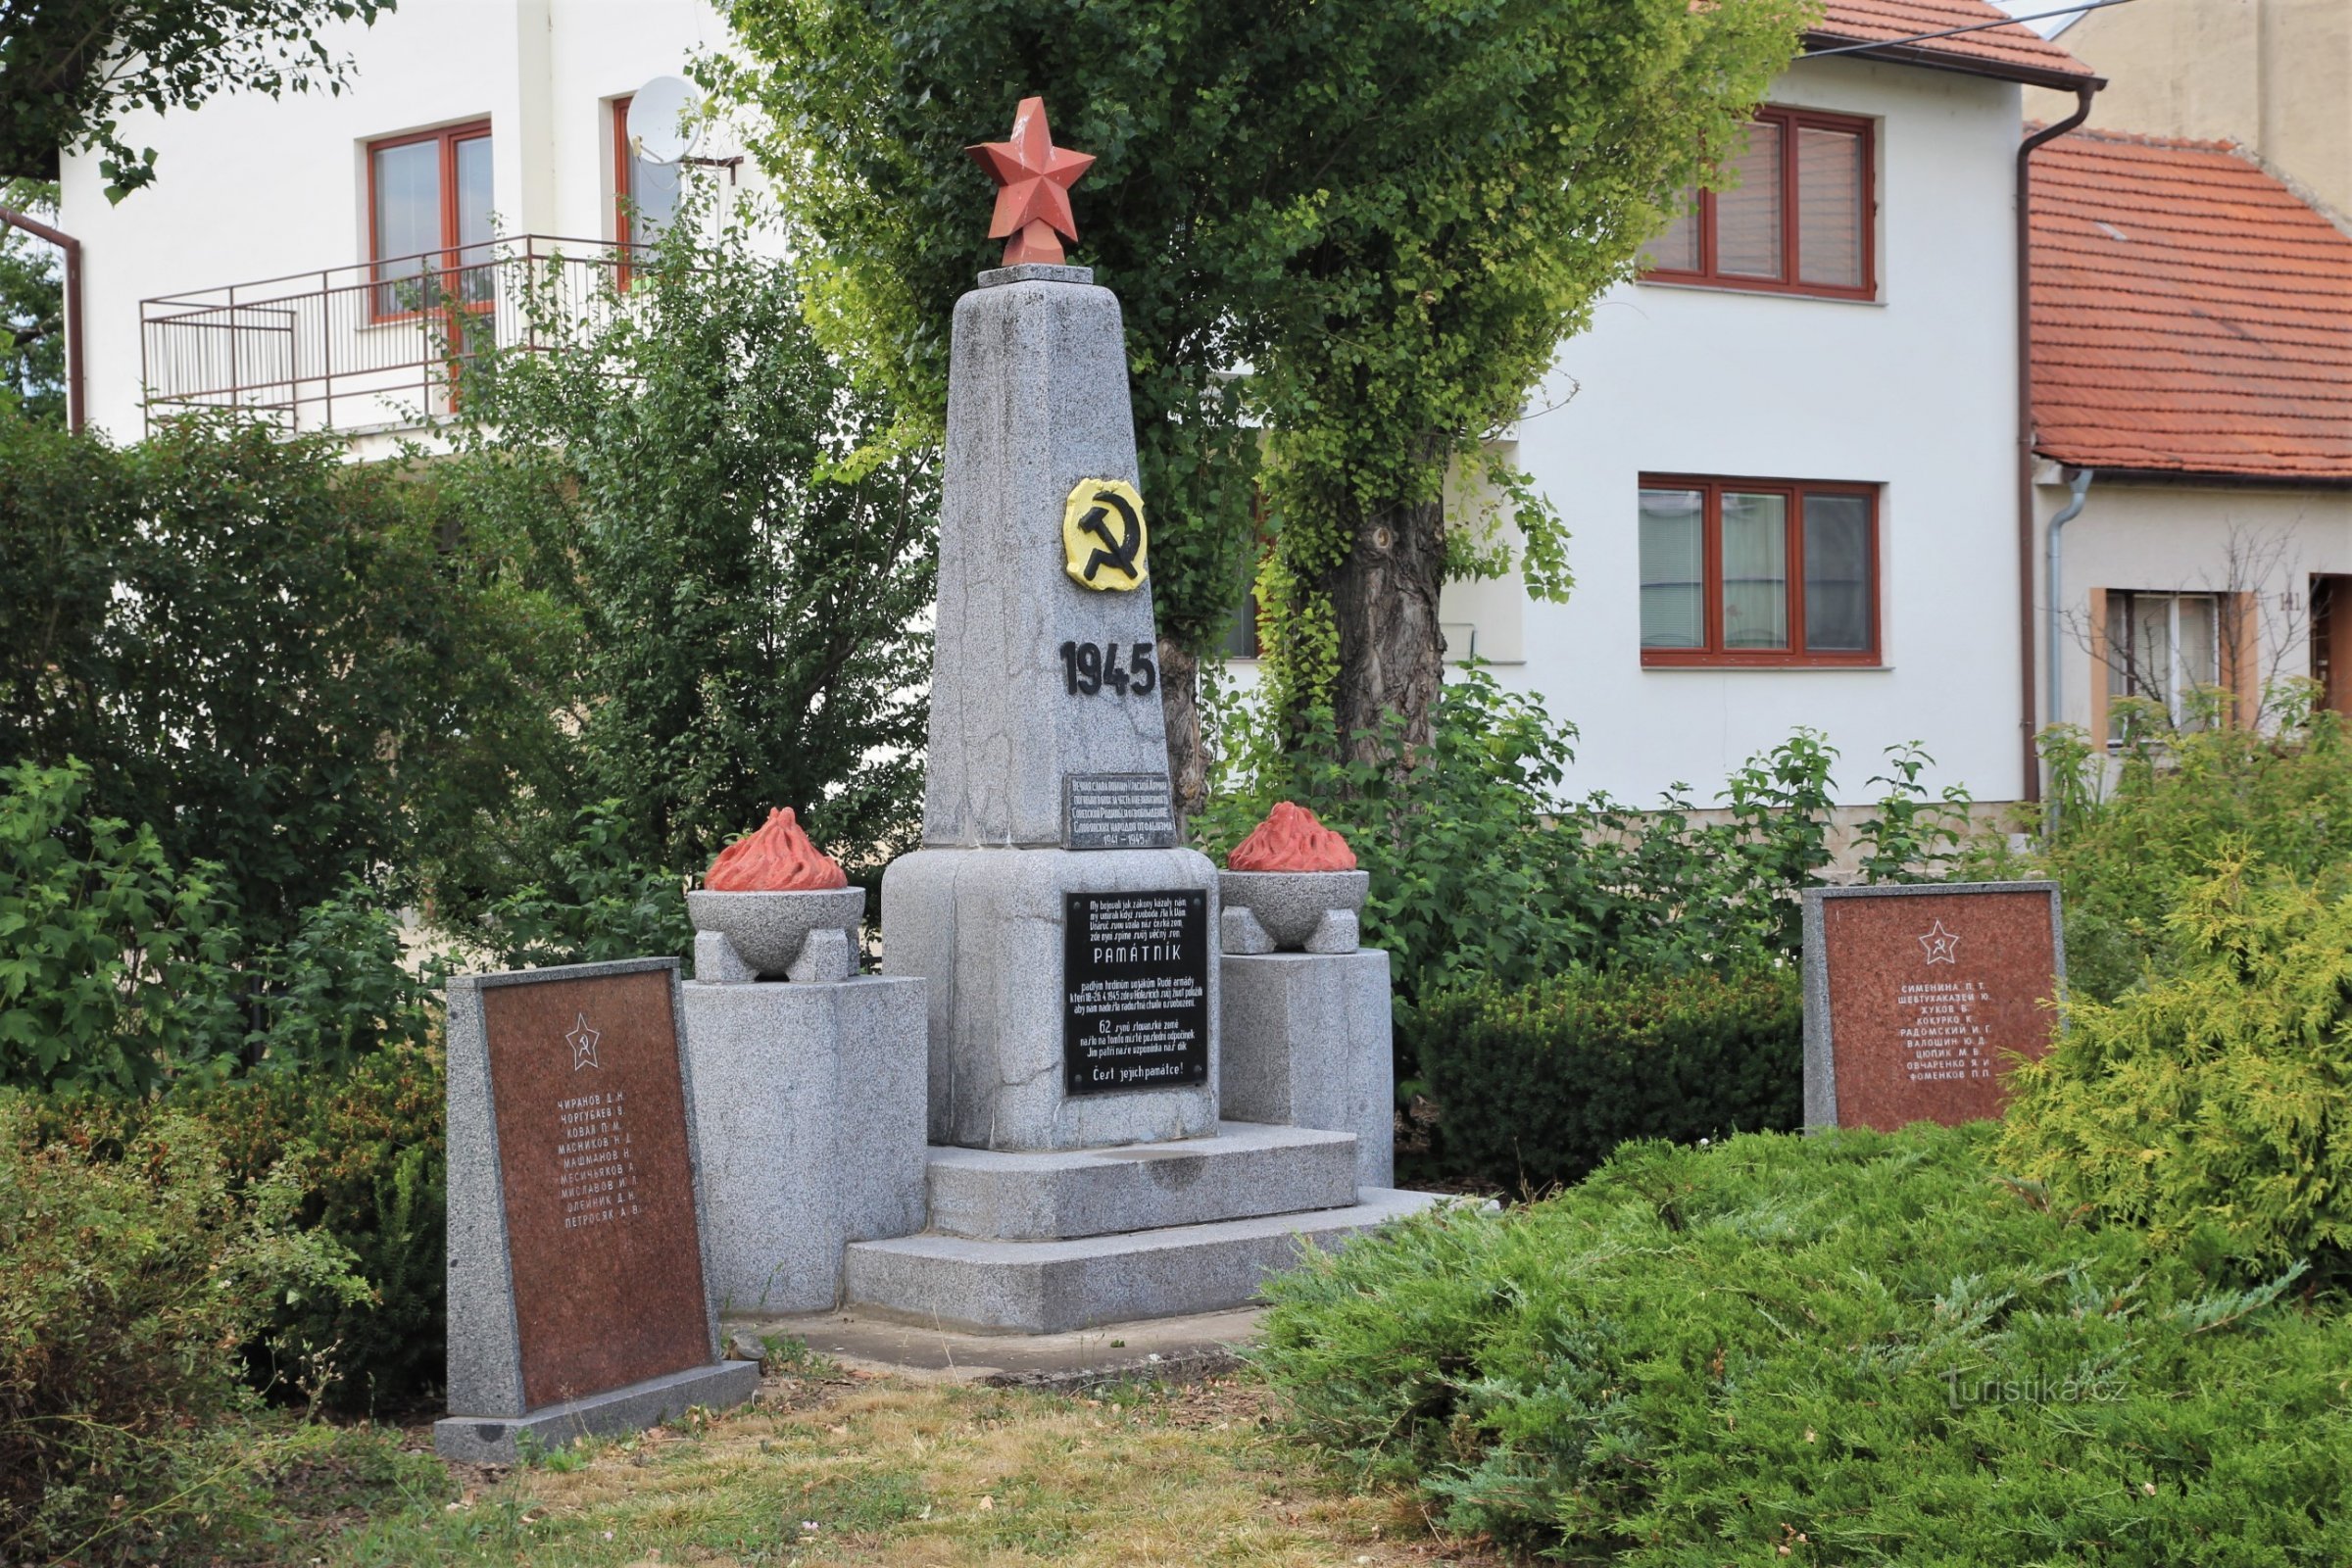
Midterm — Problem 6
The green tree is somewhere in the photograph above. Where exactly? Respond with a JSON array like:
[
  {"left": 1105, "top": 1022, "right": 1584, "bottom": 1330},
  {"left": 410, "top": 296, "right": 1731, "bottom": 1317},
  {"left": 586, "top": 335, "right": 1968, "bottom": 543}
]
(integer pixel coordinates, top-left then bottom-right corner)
[
  {"left": 439, "top": 212, "right": 937, "bottom": 886},
  {"left": 0, "top": 415, "right": 571, "bottom": 947},
  {"left": 714, "top": 0, "right": 1805, "bottom": 790},
  {"left": 0, "top": 0, "right": 395, "bottom": 200},
  {"left": 0, "top": 180, "right": 64, "bottom": 424}
]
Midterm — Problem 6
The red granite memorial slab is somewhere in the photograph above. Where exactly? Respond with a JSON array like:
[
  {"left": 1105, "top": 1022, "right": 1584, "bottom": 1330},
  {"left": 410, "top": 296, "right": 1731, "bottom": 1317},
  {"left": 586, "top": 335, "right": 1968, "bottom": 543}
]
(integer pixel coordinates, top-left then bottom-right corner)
[
  {"left": 478, "top": 967, "right": 713, "bottom": 1409},
  {"left": 1803, "top": 883, "right": 2064, "bottom": 1131}
]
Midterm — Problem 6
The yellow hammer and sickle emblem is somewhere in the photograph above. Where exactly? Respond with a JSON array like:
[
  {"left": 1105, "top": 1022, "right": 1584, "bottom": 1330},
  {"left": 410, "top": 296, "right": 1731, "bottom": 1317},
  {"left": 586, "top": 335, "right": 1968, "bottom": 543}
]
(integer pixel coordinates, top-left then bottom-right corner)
[{"left": 1062, "top": 478, "right": 1148, "bottom": 591}]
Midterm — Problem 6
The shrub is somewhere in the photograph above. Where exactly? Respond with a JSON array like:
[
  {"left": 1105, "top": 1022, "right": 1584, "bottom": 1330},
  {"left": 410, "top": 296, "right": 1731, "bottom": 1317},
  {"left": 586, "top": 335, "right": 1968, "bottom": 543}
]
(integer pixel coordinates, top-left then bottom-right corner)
[
  {"left": 1198, "top": 667, "right": 1846, "bottom": 1001},
  {"left": 0, "top": 758, "right": 242, "bottom": 1093},
  {"left": 479, "top": 799, "right": 695, "bottom": 968},
  {"left": 1997, "top": 849, "right": 2352, "bottom": 1284},
  {"left": 2, "top": 761, "right": 445, "bottom": 1089},
  {"left": 253, "top": 876, "right": 444, "bottom": 1073},
  {"left": 24, "top": 1045, "right": 449, "bottom": 1413},
  {"left": 1405, "top": 966, "right": 1800, "bottom": 1191},
  {"left": 0, "top": 1095, "right": 364, "bottom": 1563},
  {"left": 1258, "top": 1124, "right": 2352, "bottom": 1564},
  {"left": 1200, "top": 666, "right": 1974, "bottom": 1007},
  {"left": 0, "top": 414, "right": 569, "bottom": 951},
  {"left": 2009, "top": 702, "right": 2352, "bottom": 1001},
  {"left": 441, "top": 207, "right": 937, "bottom": 888}
]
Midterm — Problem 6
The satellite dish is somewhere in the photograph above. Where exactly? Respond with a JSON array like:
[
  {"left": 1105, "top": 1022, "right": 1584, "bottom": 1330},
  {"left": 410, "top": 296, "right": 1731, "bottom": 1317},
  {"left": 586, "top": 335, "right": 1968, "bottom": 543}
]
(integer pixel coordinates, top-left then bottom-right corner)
[{"left": 627, "top": 75, "right": 702, "bottom": 165}]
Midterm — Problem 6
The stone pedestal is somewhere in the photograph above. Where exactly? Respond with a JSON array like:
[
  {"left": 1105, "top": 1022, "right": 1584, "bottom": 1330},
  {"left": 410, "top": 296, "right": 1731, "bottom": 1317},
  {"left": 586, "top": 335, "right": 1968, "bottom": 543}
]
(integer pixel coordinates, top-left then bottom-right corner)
[
  {"left": 1219, "top": 950, "right": 1396, "bottom": 1191},
  {"left": 680, "top": 975, "right": 928, "bottom": 1312},
  {"left": 883, "top": 845, "right": 1219, "bottom": 1150}
]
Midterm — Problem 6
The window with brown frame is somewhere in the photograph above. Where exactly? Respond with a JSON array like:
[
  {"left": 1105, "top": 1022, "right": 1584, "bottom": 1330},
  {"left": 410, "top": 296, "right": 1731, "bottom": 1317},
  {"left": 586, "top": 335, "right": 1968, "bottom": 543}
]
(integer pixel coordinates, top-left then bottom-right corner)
[
  {"left": 612, "top": 96, "right": 683, "bottom": 286},
  {"left": 1639, "top": 476, "right": 1880, "bottom": 666},
  {"left": 1640, "top": 107, "right": 1875, "bottom": 300},
  {"left": 367, "top": 120, "right": 493, "bottom": 318}
]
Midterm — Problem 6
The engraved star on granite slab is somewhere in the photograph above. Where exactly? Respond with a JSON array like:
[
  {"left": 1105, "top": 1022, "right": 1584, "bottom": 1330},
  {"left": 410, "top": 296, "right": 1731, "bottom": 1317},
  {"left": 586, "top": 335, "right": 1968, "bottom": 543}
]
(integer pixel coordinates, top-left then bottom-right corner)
[
  {"left": 1917, "top": 920, "right": 1961, "bottom": 965},
  {"left": 566, "top": 1013, "right": 602, "bottom": 1071}
]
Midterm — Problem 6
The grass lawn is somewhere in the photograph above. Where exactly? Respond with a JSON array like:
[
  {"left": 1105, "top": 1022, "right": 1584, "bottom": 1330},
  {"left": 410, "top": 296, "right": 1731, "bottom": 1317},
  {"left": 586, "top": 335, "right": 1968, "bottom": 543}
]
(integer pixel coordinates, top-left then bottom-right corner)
[{"left": 270, "top": 1363, "right": 1508, "bottom": 1567}]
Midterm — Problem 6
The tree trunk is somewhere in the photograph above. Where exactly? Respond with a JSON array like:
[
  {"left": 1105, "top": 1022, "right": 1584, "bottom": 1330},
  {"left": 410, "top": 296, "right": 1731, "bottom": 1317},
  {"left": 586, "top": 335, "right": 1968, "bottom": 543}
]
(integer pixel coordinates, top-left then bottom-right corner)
[
  {"left": 1319, "top": 475, "right": 1449, "bottom": 769},
  {"left": 1158, "top": 634, "right": 1206, "bottom": 831}
]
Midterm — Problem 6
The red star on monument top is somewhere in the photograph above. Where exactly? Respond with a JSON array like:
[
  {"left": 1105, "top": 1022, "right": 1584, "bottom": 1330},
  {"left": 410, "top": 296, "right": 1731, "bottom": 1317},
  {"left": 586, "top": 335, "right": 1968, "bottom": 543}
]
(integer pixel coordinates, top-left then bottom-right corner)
[{"left": 965, "top": 96, "right": 1095, "bottom": 267}]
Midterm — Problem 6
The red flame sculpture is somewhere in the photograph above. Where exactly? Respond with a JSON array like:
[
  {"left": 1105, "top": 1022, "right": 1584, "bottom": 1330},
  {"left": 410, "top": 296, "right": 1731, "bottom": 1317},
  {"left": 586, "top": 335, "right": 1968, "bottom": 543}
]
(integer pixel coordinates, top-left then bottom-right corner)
[
  {"left": 704, "top": 808, "right": 848, "bottom": 892},
  {"left": 1227, "top": 802, "right": 1357, "bottom": 873}
]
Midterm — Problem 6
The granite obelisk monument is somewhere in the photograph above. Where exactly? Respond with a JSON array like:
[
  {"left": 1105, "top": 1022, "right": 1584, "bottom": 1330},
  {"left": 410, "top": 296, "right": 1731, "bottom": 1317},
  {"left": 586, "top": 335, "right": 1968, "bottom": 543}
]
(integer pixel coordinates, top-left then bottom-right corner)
[
  {"left": 846, "top": 100, "right": 1437, "bottom": 1334},
  {"left": 880, "top": 99, "right": 1221, "bottom": 1152}
]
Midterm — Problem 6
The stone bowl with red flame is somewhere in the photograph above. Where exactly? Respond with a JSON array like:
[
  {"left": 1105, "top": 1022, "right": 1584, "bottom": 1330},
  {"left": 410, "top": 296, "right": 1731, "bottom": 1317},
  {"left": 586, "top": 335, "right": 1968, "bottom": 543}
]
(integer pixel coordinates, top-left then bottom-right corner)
[
  {"left": 1218, "top": 803, "right": 1368, "bottom": 955},
  {"left": 685, "top": 808, "right": 864, "bottom": 981}
]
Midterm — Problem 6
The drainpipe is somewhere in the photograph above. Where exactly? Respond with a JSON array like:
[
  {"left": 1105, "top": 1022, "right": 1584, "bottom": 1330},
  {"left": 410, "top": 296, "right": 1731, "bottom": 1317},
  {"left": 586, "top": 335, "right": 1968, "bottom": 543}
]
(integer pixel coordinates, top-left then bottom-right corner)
[
  {"left": 2015, "top": 84, "right": 2098, "bottom": 805},
  {"left": 2043, "top": 466, "right": 2094, "bottom": 816},
  {"left": 0, "top": 205, "right": 84, "bottom": 434}
]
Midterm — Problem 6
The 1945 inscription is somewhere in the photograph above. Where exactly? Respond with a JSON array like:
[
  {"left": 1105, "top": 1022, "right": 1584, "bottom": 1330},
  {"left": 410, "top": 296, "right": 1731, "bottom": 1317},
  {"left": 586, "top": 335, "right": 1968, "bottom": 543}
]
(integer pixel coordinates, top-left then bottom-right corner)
[{"left": 1062, "top": 890, "right": 1208, "bottom": 1094}]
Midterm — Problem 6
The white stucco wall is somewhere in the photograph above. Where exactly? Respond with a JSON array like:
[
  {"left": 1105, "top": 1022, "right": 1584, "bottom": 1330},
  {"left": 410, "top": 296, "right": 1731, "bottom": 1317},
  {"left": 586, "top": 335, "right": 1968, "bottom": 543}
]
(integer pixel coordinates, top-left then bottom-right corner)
[
  {"left": 1464, "top": 56, "right": 2032, "bottom": 808},
  {"left": 2034, "top": 470, "right": 2352, "bottom": 735},
  {"left": 58, "top": 0, "right": 735, "bottom": 441}
]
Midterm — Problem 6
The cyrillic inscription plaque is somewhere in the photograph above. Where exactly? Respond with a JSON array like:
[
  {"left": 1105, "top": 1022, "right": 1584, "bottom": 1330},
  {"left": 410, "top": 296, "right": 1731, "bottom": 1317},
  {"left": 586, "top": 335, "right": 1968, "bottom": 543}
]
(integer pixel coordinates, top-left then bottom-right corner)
[
  {"left": 1802, "top": 883, "right": 2064, "bottom": 1132},
  {"left": 1062, "top": 889, "right": 1209, "bottom": 1094},
  {"left": 477, "top": 964, "right": 712, "bottom": 1409},
  {"left": 1062, "top": 772, "right": 1179, "bottom": 850}
]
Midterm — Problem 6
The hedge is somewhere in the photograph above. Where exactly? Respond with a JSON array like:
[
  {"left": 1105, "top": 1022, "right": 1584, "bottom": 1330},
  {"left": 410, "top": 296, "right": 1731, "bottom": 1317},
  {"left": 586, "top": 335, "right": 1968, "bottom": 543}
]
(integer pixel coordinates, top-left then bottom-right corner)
[{"left": 1405, "top": 965, "right": 1801, "bottom": 1192}]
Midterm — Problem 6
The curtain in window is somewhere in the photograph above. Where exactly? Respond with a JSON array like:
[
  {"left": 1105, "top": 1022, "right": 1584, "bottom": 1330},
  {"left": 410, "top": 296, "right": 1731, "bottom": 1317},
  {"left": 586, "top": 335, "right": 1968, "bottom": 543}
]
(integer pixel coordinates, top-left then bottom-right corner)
[
  {"left": 630, "top": 151, "right": 684, "bottom": 246},
  {"left": 1717, "top": 122, "right": 1783, "bottom": 278},
  {"left": 1721, "top": 492, "right": 1788, "bottom": 649},
  {"left": 455, "top": 134, "right": 495, "bottom": 304},
  {"left": 1640, "top": 489, "right": 1705, "bottom": 648},
  {"left": 2108, "top": 592, "right": 2221, "bottom": 733},
  {"left": 1796, "top": 126, "right": 1865, "bottom": 289},
  {"left": 371, "top": 139, "right": 438, "bottom": 311},
  {"left": 1641, "top": 189, "right": 1701, "bottom": 273},
  {"left": 1803, "top": 493, "right": 1870, "bottom": 651}
]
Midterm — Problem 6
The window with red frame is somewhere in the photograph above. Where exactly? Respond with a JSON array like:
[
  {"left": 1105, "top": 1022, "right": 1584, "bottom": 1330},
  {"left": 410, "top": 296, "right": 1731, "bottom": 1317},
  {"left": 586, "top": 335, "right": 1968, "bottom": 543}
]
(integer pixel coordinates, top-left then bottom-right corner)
[
  {"left": 1639, "top": 477, "right": 1879, "bottom": 666},
  {"left": 1641, "top": 108, "right": 1874, "bottom": 299},
  {"left": 612, "top": 96, "right": 683, "bottom": 275},
  {"left": 368, "top": 121, "right": 492, "bottom": 317}
]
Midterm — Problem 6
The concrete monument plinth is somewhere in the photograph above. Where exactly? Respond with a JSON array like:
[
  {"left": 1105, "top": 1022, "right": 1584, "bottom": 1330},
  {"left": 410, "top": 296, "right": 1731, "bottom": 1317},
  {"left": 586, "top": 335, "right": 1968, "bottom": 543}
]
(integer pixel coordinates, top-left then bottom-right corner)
[
  {"left": 1219, "top": 949, "right": 1396, "bottom": 1191},
  {"left": 884, "top": 844, "right": 1220, "bottom": 1150},
  {"left": 680, "top": 968, "right": 927, "bottom": 1313}
]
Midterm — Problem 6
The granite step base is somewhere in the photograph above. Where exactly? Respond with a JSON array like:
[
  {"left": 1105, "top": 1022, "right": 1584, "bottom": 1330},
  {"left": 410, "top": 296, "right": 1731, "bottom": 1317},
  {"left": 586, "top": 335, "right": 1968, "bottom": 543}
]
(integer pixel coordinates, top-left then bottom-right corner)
[
  {"left": 925, "top": 1121, "right": 1359, "bottom": 1241},
  {"left": 844, "top": 1188, "right": 1445, "bottom": 1334},
  {"left": 433, "top": 1359, "right": 760, "bottom": 1464}
]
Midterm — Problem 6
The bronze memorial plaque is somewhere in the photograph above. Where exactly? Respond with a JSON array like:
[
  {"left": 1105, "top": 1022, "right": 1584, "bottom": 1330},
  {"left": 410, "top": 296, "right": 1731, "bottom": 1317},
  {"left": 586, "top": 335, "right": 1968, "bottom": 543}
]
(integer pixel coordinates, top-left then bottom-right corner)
[
  {"left": 478, "top": 966, "right": 712, "bottom": 1409},
  {"left": 1803, "top": 883, "right": 2064, "bottom": 1132}
]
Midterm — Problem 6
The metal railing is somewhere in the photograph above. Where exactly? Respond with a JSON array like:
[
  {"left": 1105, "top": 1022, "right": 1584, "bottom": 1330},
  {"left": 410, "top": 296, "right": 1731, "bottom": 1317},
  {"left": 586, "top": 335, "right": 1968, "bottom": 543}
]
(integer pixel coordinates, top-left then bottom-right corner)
[{"left": 140, "top": 234, "right": 652, "bottom": 437}]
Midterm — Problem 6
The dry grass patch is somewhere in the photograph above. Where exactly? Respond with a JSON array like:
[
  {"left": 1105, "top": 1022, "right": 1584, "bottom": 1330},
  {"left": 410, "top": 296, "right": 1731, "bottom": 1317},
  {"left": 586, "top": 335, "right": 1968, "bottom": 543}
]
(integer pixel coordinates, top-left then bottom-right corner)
[{"left": 338, "top": 1372, "right": 1509, "bottom": 1567}]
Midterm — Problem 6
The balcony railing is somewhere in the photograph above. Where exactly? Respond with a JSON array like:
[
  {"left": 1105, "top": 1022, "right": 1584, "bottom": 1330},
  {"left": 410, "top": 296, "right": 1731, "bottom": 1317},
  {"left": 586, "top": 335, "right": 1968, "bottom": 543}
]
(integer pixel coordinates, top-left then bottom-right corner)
[{"left": 140, "top": 234, "right": 650, "bottom": 437}]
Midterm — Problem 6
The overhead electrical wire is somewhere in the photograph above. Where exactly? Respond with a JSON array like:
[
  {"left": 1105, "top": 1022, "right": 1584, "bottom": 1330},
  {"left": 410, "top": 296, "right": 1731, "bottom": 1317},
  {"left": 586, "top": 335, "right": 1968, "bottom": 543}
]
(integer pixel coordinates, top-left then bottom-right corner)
[{"left": 1805, "top": 0, "right": 2138, "bottom": 62}]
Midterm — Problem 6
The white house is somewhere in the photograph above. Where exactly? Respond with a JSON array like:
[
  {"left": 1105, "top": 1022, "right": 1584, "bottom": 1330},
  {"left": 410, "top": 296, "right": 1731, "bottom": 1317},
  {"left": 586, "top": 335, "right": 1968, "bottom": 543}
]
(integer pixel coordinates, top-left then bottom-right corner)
[
  {"left": 1430, "top": 1, "right": 2101, "bottom": 809},
  {"left": 57, "top": 0, "right": 744, "bottom": 445},
  {"left": 52, "top": 0, "right": 2101, "bottom": 810}
]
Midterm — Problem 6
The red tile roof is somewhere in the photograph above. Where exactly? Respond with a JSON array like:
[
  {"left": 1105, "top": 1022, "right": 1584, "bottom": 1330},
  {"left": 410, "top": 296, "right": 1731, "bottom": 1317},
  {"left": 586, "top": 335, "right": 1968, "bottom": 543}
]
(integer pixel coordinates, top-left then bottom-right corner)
[
  {"left": 2031, "top": 129, "right": 2352, "bottom": 482},
  {"left": 1809, "top": 1, "right": 2100, "bottom": 89}
]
